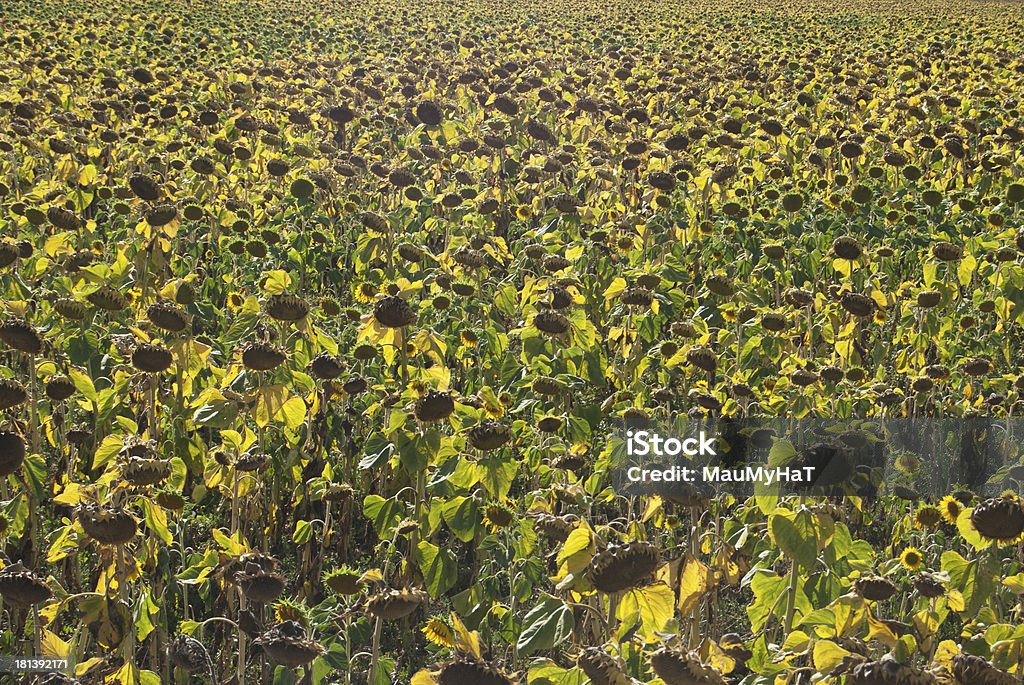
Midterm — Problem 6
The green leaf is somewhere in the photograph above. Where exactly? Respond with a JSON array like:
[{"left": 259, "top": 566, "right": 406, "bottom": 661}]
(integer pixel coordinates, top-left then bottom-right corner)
[
  {"left": 138, "top": 672, "right": 161, "bottom": 685},
  {"left": 747, "top": 571, "right": 788, "bottom": 633},
  {"left": 478, "top": 456, "right": 518, "bottom": 499},
  {"left": 92, "top": 435, "right": 124, "bottom": 470},
  {"left": 441, "top": 496, "right": 480, "bottom": 543},
  {"left": 69, "top": 368, "right": 97, "bottom": 402},
  {"left": 192, "top": 399, "right": 239, "bottom": 428},
  {"left": 133, "top": 588, "right": 160, "bottom": 642},
  {"left": 358, "top": 433, "right": 394, "bottom": 470},
  {"left": 22, "top": 453, "right": 47, "bottom": 502},
  {"left": 770, "top": 508, "right": 819, "bottom": 570},
  {"left": 372, "top": 656, "right": 395, "bottom": 685},
  {"left": 415, "top": 540, "right": 457, "bottom": 598},
  {"left": 363, "top": 495, "right": 402, "bottom": 537},
  {"left": 942, "top": 550, "right": 997, "bottom": 616},
  {"left": 517, "top": 595, "right": 575, "bottom": 656},
  {"left": 527, "top": 661, "right": 585, "bottom": 685},
  {"left": 272, "top": 666, "right": 297, "bottom": 685},
  {"left": 293, "top": 520, "right": 313, "bottom": 544},
  {"left": 768, "top": 439, "right": 797, "bottom": 467}
]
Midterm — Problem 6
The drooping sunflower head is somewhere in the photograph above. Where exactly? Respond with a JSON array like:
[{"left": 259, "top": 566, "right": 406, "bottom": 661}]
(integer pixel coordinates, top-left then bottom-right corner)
[
  {"left": 324, "top": 566, "right": 364, "bottom": 596},
  {"left": 422, "top": 616, "right": 456, "bottom": 649},
  {"left": 354, "top": 281, "right": 378, "bottom": 303},
  {"left": 970, "top": 495, "right": 1024, "bottom": 545},
  {"left": 914, "top": 506, "right": 942, "bottom": 530},
  {"left": 483, "top": 501, "right": 515, "bottom": 530}
]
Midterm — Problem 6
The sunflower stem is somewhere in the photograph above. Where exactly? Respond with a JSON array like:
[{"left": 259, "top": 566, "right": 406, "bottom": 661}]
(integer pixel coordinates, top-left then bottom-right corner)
[{"left": 368, "top": 616, "right": 383, "bottom": 685}]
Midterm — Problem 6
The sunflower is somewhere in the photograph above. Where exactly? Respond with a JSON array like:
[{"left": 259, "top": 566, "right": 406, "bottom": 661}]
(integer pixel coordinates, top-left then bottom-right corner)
[
  {"left": 482, "top": 502, "right": 515, "bottom": 530},
  {"left": 422, "top": 617, "right": 455, "bottom": 649},
  {"left": 354, "top": 281, "right": 378, "bottom": 303},
  {"left": 939, "top": 495, "right": 962, "bottom": 525},
  {"left": 914, "top": 506, "right": 942, "bottom": 530},
  {"left": 899, "top": 547, "right": 923, "bottom": 572}
]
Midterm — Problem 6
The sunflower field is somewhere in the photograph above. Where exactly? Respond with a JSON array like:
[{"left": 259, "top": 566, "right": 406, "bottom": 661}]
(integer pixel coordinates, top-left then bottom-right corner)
[{"left": 0, "top": 0, "right": 1023, "bottom": 682}]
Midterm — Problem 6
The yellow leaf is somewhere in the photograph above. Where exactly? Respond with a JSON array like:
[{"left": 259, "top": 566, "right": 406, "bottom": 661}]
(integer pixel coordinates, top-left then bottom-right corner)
[
  {"left": 360, "top": 568, "right": 384, "bottom": 584},
  {"left": 712, "top": 547, "right": 742, "bottom": 585},
  {"left": 211, "top": 529, "right": 247, "bottom": 556},
  {"left": 411, "top": 669, "right": 438, "bottom": 685},
  {"left": 38, "top": 599, "right": 62, "bottom": 625},
  {"left": 276, "top": 396, "right": 307, "bottom": 429},
  {"left": 912, "top": 609, "right": 940, "bottom": 641},
  {"left": 255, "top": 384, "right": 290, "bottom": 428},
  {"left": 556, "top": 523, "right": 595, "bottom": 576},
  {"left": 619, "top": 582, "right": 674, "bottom": 640},
  {"left": 43, "top": 233, "right": 73, "bottom": 257},
  {"left": 946, "top": 588, "right": 965, "bottom": 612},
  {"left": 78, "top": 164, "right": 98, "bottom": 186},
  {"left": 54, "top": 482, "right": 86, "bottom": 506},
  {"left": 835, "top": 339, "right": 855, "bottom": 362},
  {"left": 812, "top": 640, "right": 852, "bottom": 673},
  {"left": 603, "top": 277, "right": 627, "bottom": 301},
  {"left": 933, "top": 640, "right": 960, "bottom": 669},
  {"left": 76, "top": 658, "right": 105, "bottom": 677},
  {"left": 450, "top": 612, "right": 481, "bottom": 660},
  {"left": 262, "top": 270, "right": 292, "bottom": 295},
  {"left": 41, "top": 629, "right": 70, "bottom": 658},
  {"left": 106, "top": 662, "right": 137, "bottom": 685},
  {"left": 867, "top": 614, "right": 898, "bottom": 648},
  {"left": 781, "top": 630, "right": 812, "bottom": 654},
  {"left": 708, "top": 641, "right": 737, "bottom": 675},
  {"left": 641, "top": 496, "right": 663, "bottom": 524},
  {"left": 677, "top": 554, "right": 714, "bottom": 615},
  {"left": 958, "top": 254, "right": 977, "bottom": 288}
]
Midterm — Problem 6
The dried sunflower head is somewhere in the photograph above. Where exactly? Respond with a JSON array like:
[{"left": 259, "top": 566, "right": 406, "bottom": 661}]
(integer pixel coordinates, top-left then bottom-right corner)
[
  {"left": 414, "top": 390, "right": 455, "bottom": 423},
  {"left": 437, "top": 658, "right": 518, "bottom": 685},
  {"left": 253, "top": 622, "right": 324, "bottom": 667},
  {"left": 76, "top": 502, "right": 138, "bottom": 545},
  {"left": 650, "top": 648, "right": 726, "bottom": 685},
  {"left": 970, "top": 496, "right": 1024, "bottom": 544},
  {"left": 854, "top": 574, "right": 897, "bottom": 602},
  {"left": 0, "top": 562, "right": 51, "bottom": 607},
  {"left": 588, "top": 541, "right": 660, "bottom": 593},
  {"left": 366, "top": 588, "right": 427, "bottom": 620}
]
